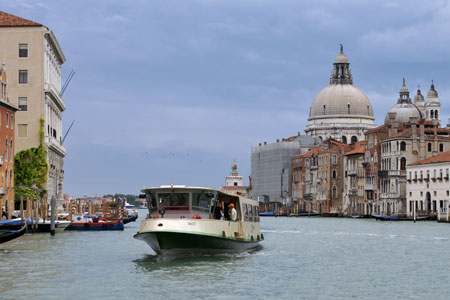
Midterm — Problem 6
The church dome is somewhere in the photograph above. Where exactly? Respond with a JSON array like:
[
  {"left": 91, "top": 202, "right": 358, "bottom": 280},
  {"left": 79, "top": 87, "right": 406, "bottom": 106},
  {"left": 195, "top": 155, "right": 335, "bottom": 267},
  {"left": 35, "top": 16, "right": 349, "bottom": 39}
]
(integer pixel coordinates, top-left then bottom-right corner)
[
  {"left": 427, "top": 82, "right": 438, "bottom": 100},
  {"left": 414, "top": 89, "right": 424, "bottom": 103},
  {"left": 385, "top": 79, "right": 422, "bottom": 124},
  {"left": 384, "top": 103, "right": 422, "bottom": 123},
  {"left": 309, "top": 84, "right": 374, "bottom": 119}
]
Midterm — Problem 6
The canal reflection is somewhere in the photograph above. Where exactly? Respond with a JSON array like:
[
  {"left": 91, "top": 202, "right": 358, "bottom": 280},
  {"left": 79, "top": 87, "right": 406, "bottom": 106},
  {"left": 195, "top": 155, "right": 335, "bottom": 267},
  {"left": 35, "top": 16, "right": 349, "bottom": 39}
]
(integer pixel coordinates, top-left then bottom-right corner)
[{"left": 134, "top": 246, "right": 263, "bottom": 272}]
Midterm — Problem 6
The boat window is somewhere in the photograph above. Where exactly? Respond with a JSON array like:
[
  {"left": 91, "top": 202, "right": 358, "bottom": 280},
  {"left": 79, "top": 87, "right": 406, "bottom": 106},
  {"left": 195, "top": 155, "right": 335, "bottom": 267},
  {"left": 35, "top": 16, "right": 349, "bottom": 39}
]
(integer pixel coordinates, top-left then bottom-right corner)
[
  {"left": 242, "top": 205, "right": 247, "bottom": 221},
  {"left": 158, "top": 193, "right": 189, "bottom": 210},
  {"left": 248, "top": 204, "right": 254, "bottom": 222},
  {"left": 256, "top": 206, "right": 260, "bottom": 222},
  {"left": 146, "top": 192, "right": 158, "bottom": 213},
  {"left": 192, "top": 192, "right": 215, "bottom": 213},
  {"left": 246, "top": 204, "right": 251, "bottom": 221},
  {"left": 252, "top": 206, "right": 257, "bottom": 222}
]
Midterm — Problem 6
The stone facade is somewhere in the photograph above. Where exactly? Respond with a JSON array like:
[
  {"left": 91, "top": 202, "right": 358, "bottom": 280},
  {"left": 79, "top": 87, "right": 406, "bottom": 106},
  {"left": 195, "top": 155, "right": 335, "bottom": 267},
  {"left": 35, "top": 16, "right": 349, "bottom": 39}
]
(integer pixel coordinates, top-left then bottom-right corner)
[
  {"left": 0, "top": 11, "right": 66, "bottom": 210},
  {"left": 406, "top": 152, "right": 450, "bottom": 219}
]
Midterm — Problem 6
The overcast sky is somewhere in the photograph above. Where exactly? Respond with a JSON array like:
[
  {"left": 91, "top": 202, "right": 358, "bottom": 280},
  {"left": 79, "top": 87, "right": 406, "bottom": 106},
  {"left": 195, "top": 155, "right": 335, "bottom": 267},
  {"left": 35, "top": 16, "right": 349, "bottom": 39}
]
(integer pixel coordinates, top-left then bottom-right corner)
[{"left": 2, "top": 0, "right": 450, "bottom": 197}]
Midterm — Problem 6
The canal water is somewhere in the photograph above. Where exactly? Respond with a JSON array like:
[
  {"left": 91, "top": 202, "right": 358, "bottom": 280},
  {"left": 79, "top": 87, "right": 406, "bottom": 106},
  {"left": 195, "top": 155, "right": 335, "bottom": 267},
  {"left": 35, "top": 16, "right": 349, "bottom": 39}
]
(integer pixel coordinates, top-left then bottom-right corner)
[{"left": 1, "top": 210, "right": 450, "bottom": 300}]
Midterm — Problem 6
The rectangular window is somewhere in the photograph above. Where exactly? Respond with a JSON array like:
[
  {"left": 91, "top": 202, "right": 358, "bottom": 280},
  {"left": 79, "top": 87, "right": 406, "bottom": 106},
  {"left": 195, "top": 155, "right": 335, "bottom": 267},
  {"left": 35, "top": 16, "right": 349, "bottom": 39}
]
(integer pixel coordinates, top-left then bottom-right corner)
[
  {"left": 18, "top": 97, "right": 27, "bottom": 111},
  {"left": 19, "top": 44, "right": 28, "bottom": 58},
  {"left": 6, "top": 113, "right": 9, "bottom": 128},
  {"left": 18, "top": 70, "right": 28, "bottom": 84},
  {"left": 158, "top": 192, "right": 189, "bottom": 210},
  {"left": 18, "top": 124, "right": 27, "bottom": 138},
  {"left": 10, "top": 115, "right": 13, "bottom": 129}
]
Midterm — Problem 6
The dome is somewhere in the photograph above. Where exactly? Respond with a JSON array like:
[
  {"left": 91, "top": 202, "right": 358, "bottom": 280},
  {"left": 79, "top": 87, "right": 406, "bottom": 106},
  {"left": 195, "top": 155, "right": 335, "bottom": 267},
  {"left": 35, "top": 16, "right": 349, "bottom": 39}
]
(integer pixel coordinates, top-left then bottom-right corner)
[
  {"left": 385, "top": 103, "right": 422, "bottom": 123},
  {"left": 414, "top": 89, "right": 424, "bottom": 103},
  {"left": 427, "top": 82, "right": 438, "bottom": 100},
  {"left": 309, "top": 84, "right": 374, "bottom": 119},
  {"left": 334, "top": 53, "right": 349, "bottom": 64}
]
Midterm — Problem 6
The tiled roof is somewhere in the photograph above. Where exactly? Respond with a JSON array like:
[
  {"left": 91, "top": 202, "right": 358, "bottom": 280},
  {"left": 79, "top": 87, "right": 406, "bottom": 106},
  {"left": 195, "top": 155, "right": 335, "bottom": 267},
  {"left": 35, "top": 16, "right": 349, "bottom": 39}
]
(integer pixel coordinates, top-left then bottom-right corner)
[
  {"left": 0, "top": 11, "right": 42, "bottom": 27},
  {"left": 344, "top": 145, "right": 366, "bottom": 156},
  {"left": 297, "top": 147, "right": 323, "bottom": 157},
  {"left": 408, "top": 151, "right": 450, "bottom": 166},
  {"left": 367, "top": 124, "right": 389, "bottom": 133}
]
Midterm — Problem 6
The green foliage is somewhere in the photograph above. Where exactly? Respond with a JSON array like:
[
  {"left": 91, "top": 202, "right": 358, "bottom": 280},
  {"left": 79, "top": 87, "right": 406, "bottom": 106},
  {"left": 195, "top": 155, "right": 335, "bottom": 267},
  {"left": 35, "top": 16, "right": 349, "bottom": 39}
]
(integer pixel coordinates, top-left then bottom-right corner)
[{"left": 14, "top": 118, "right": 48, "bottom": 200}]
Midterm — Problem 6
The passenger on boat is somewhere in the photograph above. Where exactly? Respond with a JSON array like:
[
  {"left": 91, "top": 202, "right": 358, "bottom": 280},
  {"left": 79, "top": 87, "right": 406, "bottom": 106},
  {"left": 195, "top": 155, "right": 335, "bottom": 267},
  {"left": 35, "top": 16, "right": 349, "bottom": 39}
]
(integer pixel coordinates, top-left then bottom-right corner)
[
  {"left": 213, "top": 200, "right": 223, "bottom": 220},
  {"left": 229, "top": 203, "right": 237, "bottom": 221}
]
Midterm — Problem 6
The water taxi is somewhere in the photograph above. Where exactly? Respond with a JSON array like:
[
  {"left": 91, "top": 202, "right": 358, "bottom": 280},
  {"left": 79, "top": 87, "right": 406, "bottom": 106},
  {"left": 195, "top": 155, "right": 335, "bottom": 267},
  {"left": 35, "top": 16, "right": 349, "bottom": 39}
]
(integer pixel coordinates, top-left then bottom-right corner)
[{"left": 134, "top": 185, "right": 264, "bottom": 254}]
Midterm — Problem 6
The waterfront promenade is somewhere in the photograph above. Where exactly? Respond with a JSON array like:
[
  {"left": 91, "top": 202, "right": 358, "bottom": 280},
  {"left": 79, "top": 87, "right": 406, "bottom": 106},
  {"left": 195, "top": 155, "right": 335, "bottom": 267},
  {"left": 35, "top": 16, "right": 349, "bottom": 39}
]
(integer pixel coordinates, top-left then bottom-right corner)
[{"left": 1, "top": 211, "right": 450, "bottom": 300}]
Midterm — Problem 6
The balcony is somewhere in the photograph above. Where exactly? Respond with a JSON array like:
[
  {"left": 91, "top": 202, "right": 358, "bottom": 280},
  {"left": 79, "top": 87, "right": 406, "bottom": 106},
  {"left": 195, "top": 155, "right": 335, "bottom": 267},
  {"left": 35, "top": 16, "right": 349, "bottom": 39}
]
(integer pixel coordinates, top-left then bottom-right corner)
[
  {"left": 388, "top": 170, "right": 406, "bottom": 177},
  {"left": 364, "top": 184, "right": 375, "bottom": 190},
  {"left": 349, "top": 189, "right": 358, "bottom": 195},
  {"left": 46, "top": 136, "right": 67, "bottom": 157},
  {"left": 348, "top": 169, "right": 357, "bottom": 176}
]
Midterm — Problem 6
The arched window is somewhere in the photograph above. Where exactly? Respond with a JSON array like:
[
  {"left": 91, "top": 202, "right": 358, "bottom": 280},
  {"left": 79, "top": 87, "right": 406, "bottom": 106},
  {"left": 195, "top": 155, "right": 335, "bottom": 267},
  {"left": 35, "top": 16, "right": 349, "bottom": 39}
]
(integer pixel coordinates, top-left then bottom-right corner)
[
  {"left": 342, "top": 136, "right": 347, "bottom": 144},
  {"left": 332, "top": 170, "right": 337, "bottom": 179},
  {"left": 428, "top": 143, "right": 432, "bottom": 152},
  {"left": 431, "top": 110, "right": 434, "bottom": 119},
  {"left": 323, "top": 105, "right": 326, "bottom": 114},
  {"left": 332, "top": 186, "right": 337, "bottom": 198},
  {"left": 435, "top": 110, "right": 439, "bottom": 119},
  {"left": 440, "top": 144, "right": 444, "bottom": 152},
  {"left": 400, "top": 142, "right": 406, "bottom": 151},
  {"left": 351, "top": 136, "right": 357, "bottom": 144},
  {"left": 400, "top": 157, "right": 406, "bottom": 170},
  {"left": 347, "top": 104, "right": 351, "bottom": 114},
  {"left": 318, "top": 136, "right": 323, "bottom": 141}
]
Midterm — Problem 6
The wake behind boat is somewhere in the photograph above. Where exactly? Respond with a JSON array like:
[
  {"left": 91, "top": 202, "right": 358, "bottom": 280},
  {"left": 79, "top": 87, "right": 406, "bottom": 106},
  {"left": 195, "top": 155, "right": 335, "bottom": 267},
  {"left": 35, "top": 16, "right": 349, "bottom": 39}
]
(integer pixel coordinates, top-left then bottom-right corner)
[{"left": 134, "top": 185, "right": 264, "bottom": 254}]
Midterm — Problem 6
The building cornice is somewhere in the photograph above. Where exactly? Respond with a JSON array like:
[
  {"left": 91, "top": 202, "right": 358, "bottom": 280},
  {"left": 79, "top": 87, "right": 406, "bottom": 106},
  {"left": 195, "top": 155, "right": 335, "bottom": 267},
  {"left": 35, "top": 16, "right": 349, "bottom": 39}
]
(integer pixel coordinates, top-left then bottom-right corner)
[
  {"left": 45, "top": 31, "right": 66, "bottom": 64},
  {"left": 45, "top": 83, "right": 66, "bottom": 112}
]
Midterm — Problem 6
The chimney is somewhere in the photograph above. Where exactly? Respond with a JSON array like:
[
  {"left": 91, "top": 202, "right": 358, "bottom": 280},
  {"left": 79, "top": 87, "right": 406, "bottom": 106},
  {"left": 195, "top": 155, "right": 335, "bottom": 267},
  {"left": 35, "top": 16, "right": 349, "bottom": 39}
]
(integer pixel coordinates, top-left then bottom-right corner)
[
  {"left": 277, "top": 139, "right": 280, "bottom": 143},
  {"left": 264, "top": 141, "right": 267, "bottom": 145},
  {"left": 259, "top": 143, "right": 261, "bottom": 146},
  {"left": 298, "top": 132, "right": 301, "bottom": 136}
]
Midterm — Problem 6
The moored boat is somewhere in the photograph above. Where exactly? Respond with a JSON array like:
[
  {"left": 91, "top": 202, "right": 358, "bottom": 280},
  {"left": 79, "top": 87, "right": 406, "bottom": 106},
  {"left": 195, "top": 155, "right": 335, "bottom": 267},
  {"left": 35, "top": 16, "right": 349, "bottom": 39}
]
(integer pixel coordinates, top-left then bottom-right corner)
[
  {"left": 70, "top": 219, "right": 124, "bottom": 230},
  {"left": 0, "top": 223, "right": 27, "bottom": 244},
  {"left": 134, "top": 185, "right": 264, "bottom": 254},
  {"left": 0, "top": 218, "right": 71, "bottom": 232},
  {"left": 69, "top": 215, "right": 124, "bottom": 230}
]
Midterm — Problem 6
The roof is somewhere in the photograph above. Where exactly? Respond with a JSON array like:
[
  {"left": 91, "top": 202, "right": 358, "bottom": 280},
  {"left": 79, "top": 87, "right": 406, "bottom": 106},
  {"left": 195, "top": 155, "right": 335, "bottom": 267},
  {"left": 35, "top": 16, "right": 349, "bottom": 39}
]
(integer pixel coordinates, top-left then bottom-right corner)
[
  {"left": 344, "top": 145, "right": 366, "bottom": 156},
  {"left": 0, "top": 11, "right": 43, "bottom": 27},
  {"left": 221, "top": 186, "right": 247, "bottom": 191},
  {"left": 408, "top": 151, "right": 450, "bottom": 166}
]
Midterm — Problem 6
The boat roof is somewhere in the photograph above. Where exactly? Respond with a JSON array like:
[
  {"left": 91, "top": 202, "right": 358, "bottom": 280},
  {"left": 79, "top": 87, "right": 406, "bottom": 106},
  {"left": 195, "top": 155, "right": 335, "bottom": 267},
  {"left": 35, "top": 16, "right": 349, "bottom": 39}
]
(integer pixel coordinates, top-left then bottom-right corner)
[{"left": 141, "top": 185, "right": 257, "bottom": 203}]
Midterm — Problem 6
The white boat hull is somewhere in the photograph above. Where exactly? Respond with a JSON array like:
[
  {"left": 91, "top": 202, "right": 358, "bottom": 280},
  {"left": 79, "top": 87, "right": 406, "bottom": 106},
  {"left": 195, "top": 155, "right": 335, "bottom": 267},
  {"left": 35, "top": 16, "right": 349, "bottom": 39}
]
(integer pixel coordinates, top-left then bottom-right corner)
[{"left": 134, "top": 218, "right": 263, "bottom": 254}]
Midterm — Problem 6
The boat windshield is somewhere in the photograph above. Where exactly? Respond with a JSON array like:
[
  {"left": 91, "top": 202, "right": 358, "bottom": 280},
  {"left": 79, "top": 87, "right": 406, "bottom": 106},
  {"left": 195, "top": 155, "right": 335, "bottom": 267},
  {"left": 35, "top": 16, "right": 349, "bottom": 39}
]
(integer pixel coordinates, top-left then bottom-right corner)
[
  {"left": 158, "top": 193, "right": 189, "bottom": 210},
  {"left": 192, "top": 191, "right": 216, "bottom": 213}
]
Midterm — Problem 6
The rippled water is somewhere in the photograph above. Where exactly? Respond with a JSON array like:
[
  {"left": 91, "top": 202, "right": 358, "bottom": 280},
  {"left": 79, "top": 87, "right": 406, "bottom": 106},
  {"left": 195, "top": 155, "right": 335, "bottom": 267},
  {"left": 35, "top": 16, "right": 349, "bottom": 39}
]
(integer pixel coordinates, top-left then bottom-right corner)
[{"left": 1, "top": 211, "right": 450, "bottom": 300}]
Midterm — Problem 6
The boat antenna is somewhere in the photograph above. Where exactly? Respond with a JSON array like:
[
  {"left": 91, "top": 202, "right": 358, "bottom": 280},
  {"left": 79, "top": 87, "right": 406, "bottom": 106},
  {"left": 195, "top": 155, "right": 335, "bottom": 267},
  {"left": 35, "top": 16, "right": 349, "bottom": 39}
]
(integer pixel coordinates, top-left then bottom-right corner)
[
  {"left": 61, "top": 69, "right": 75, "bottom": 97},
  {"left": 62, "top": 120, "right": 75, "bottom": 144}
]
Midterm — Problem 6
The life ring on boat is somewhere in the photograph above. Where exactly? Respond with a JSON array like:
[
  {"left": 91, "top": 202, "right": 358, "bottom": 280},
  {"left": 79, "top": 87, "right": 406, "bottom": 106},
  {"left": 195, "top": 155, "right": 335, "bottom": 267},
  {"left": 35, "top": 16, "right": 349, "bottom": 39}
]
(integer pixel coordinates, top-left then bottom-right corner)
[{"left": 192, "top": 214, "right": 202, "bottom": 219}]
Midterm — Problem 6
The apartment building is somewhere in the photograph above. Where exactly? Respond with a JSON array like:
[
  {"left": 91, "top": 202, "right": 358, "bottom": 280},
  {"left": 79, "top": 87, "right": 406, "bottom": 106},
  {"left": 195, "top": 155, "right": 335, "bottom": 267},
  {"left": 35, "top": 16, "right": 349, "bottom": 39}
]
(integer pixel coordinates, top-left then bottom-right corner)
[{"left": 0, "top": 11, "right": 66, "bottom": 208}]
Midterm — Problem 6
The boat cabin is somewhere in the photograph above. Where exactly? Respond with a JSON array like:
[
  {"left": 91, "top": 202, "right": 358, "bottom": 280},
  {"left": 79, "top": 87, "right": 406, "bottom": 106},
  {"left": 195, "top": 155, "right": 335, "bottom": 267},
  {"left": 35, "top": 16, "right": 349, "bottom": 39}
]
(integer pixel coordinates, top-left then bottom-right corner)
[{"left": 141, "top": 186, "right": 260, "bottom": 222}]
